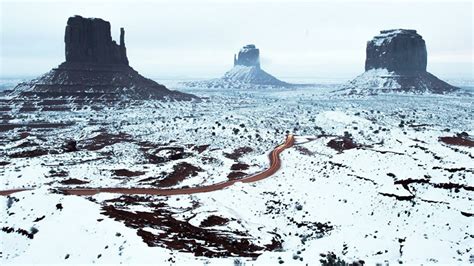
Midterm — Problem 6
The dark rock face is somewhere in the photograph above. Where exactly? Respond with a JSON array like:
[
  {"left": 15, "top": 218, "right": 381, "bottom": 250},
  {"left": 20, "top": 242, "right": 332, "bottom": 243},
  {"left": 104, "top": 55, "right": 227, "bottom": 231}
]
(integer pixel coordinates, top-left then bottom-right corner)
[
  {"left": 65, "top": 16, "right": 128, "bottom": 65},
  {"left": 365, "top": 29, "right": 427, "bottom": 73},
  {"left": 10, "top": 15, "right": 197, "bottom": 102},
  {"left": 338, "top": 29, "right": 459, "bottom": 95},
  {"left": 234, "top": 44, "right": 260, "bottom": 68}
]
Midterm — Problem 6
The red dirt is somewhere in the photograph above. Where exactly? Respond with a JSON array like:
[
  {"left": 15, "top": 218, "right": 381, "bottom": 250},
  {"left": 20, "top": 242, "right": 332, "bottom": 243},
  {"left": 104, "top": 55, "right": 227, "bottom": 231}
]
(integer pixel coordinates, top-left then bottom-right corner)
[
  {"left": 327, "top": 137, "right": 359, "bottom": 152},
  {"left": 49, "top": 170, "right": 69, "bottom": 177},
  {"left": 227, "top": 171, "right": 247, "bottom": 180},
  {"left": 224, "top": 147, "right": 253, "bottom": 160},
  {"left": 0, "top": 189, "right": 30, "bottom": 196},
  {"left": 230, "top": 163, "right": 249, "bottom": 171},
  {"left": 81, "top": 132, "right": 132, "bottom": 151},
  {"left": 155, "top": 162, "right": 202, "bottom": 187},
  {"left": 60, "top": 178, "right": 90, "bottom": 185},
  {"left": 142, "top": 146, "right": 192, "bottom": 164},
  {"left": 200, "top": 215, "right": 230, "bottom": 227},
  {"left": 193, "top": 144, "right": 210, "bottom": 154},
  {"left": 1, "top": 135, "right": 294, "bottom": 197},
  {"left": 9, "top": 148, "right": 49, "bottom": 158},
  {"left": 100, "top": 195, "right": 281, "bottom": 257},
  {"left": 112, "top": 169, "right": 145, "bottom": 177},
  {"left": 439, "top": 133, "right": 474, "bottom": 147}
]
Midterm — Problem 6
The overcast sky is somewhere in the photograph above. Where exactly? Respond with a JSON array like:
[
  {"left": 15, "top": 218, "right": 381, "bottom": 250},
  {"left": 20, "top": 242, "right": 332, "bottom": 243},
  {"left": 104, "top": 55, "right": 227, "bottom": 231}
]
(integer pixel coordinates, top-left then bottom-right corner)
[{"left": 1, "top": 0, "right": 472, "bottom": 80}]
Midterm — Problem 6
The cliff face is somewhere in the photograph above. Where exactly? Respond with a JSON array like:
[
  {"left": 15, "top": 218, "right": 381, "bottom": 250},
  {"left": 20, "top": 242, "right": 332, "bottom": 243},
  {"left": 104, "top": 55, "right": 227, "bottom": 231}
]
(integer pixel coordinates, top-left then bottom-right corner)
[
  {"left": 10, "top": 15, "right": 196, "bottom": 102},
  {"left": 234, "top": 44, "right": 260, "bottom": 68},
  {"left": 339, "top": 29, "right": 458, "bottom": 95},
  {"left": 365, "top": 29, "right": 427, "bottom": 73},
  {"left": 65, "top": 16, "right": 129, "bottom": 65}
]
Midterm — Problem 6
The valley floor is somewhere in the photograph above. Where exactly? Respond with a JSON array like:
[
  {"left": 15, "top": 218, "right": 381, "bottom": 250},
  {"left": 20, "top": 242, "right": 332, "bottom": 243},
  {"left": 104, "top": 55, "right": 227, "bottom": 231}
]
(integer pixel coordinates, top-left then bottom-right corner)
[{"left": 1, "top": 84, "right": 473, "bottom": 264}]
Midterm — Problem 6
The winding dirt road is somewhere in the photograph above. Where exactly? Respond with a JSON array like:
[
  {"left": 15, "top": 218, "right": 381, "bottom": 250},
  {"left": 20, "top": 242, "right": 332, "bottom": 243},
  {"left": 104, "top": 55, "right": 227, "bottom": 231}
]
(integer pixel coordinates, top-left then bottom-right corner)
[{"left": 0, "top": 134, "right": 294, "bottom": 196}]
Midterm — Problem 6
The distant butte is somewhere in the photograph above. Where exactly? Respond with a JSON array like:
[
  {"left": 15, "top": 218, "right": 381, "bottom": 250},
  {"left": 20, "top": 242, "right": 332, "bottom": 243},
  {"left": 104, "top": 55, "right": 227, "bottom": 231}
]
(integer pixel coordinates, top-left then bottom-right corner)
[
  {"left": 339, "top": 29, "right": 459, "bottom": 95},
  {"left": 10, "top": 15, "right": 197, "bottom": 101},
  {"left": 183, "top": 44, "right": 292, "bottom": 89}
]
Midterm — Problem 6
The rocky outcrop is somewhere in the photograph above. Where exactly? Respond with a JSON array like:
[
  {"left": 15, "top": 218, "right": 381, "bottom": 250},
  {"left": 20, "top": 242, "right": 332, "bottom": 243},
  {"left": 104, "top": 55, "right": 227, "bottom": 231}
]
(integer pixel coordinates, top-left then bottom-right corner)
[
  {"left": 65, "top": 16, "right": 128, "bottom": 65},
  {"left": 10, "top": 15, "right": 196, "bottom": 102},
  {"left": 234, "top": 44, "right": 260, "bottom": 68},
  {"left": 183, "top": 44, "right": 291, "bottom": 89},
  {"left": 365, "top": 29, "right": 427, "bottom": 73},
  {"left": 338, "top": 29, "right": 459, "bottom": 95}
]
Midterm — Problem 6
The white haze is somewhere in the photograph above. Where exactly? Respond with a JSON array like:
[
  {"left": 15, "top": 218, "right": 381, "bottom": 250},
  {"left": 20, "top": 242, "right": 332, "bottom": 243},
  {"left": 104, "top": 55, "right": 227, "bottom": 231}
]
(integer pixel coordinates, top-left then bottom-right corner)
[{"left": 0, "top": 0, "right": 472, "bottom": 81}]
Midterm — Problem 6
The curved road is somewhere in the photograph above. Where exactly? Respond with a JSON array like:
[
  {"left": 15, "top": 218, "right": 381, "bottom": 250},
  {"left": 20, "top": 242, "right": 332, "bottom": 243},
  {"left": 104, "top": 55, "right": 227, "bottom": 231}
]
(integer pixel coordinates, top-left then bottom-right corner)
[{"left": 0, "top": 134, "right": 295, "bottom": 196}]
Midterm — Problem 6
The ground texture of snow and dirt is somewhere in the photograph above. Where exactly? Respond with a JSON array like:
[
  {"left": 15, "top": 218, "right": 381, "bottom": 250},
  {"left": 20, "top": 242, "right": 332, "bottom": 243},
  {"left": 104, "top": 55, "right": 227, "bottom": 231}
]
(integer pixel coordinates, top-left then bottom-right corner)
[{"left": 1, "top": 81, "right": 473, "bottom": 265}]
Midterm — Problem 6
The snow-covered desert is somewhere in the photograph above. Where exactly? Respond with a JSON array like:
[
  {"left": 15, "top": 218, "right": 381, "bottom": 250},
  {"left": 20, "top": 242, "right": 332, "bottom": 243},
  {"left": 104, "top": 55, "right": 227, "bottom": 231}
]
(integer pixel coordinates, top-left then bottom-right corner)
[
  {"left": 1, "top": 1, "right": 473, "bottom": 265},
  {"left": 1, "top": 80, "right": 473, "bottom": 264}
]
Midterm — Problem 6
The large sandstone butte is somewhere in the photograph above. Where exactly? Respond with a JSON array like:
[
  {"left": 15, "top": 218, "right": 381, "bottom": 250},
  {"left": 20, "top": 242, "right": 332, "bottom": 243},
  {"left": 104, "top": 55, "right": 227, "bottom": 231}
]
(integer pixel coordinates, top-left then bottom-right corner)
[
  {"left": 9, "top": 15, "right": 197, "bottom": 101},
  {"left": 340, "top": 29, "right": 459, "bottom": 95},
  {"left": 233, "top": 44, "right": 261, "bottom": 68},
  {"left": 64, "top": 16, "right": 129, "bottom": 65},
  {"left": 183, "top": 44, "right": 291, "bottom": 89}
]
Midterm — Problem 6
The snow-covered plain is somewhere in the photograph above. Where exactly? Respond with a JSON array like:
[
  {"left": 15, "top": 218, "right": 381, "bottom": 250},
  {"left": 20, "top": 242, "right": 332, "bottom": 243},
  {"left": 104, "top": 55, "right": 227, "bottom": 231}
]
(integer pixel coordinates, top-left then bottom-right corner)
[{"left": 1, "top": 81, "right": 473, "bottom": 265}]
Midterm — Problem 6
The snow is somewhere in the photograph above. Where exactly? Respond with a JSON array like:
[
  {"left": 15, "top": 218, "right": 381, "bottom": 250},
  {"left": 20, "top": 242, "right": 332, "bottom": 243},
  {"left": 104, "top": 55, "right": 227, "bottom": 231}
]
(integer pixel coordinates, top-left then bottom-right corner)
[
  {"left": 1, "top": 81, "right": 473, "bottom": 264},
  {"left": 182, "top": 65, "right": 291, "bottom": 89},
  {"left": 371, "top": 29, "right": 416, "bottom": 46}
]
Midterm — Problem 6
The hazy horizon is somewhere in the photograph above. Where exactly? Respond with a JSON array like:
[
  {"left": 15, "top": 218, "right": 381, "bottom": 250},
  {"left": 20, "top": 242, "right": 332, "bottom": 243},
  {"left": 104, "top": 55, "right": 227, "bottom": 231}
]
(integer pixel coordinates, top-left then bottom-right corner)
[{"left": 1, "top": 0, "right": 472, "bottom": 80}]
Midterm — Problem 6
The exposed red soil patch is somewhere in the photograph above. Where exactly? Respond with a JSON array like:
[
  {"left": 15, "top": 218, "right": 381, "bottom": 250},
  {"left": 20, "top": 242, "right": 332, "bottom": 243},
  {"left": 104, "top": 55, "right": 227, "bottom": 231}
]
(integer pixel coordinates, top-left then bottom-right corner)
[
  {"left": 63, "top": 140, "right": 78, "bottom": 152},
  {"left": 100, "top": 195, "right": 281, "bottom": 258},
  {"left": 327, "top": 137, "right": 359, "bottom": 152},
  {"left": 138, "top": 176, "right": 159, "bottom": 183},
  {"left": 230, "top": 163, "right": 249, "bottom": 171},
  {"left": 9, "top": 148, "right": 48, "bottom": 158},
  {"left": 142, "top": 146, "right": 192, "bottom": 164},
  {"left": 48, "top": 169, "right": 69, "bottom": 177},
  {"left": 112, "top": 169, "right": 145, "bottom": 177},
  {"left": 60, "top": 178, "right": 89, "bottom": 185},
  {"left": 439, "top": 133, "right": 474, "bottom": 147},
  {"left": 200, "top": 215, "right": 230, "bottom": 227},
  {"left": 227, "top": 171, "right": 247, "bottom": 180},
  {"left": 81, "top": 132, "right": 132, "bottom": 151},
  {"left": 1, "top": 122, "right": 74, "bottom": 131},
  {"left": 224, "top": 147, "right": 253, "bottom": 160},
  {"left": 0, "top": 124, "right": 16, "bottom": 132},
  {"left": 155, "top": 162, "right": 202, "bottom": 187},
  {"left": 193, "top": 144, "right": 210, "bottom": 154},
  {"left": 19, "top": 132, "right": 30, "bottom": 139},
  {"left": 0, "top": 188, "right": 30, "bottom": 196},
  {"left": 15, "top": 140, "right": 39, "bottom": 149},
  {"left": 50, "top": 135, "right": 294, "bottom": 197},
  {"left": 19, "top": 105, "right": 37, "bottom": 112}
]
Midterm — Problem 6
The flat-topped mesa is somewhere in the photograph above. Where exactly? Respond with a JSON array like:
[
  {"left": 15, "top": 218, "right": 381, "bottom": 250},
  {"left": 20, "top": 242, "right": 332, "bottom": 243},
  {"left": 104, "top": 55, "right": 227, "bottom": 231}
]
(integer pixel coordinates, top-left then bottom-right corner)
[
  {"left": 337, "top": 29, "right": 459, "bottom": 95},
  {"left": 65, "top": 15, "right": 128, "bottom": 65},
  {"left": 234, "top": 44, "right": 260, "bottom": 69},
  {"left": 365, "top": 29, "right": 427, "bottom": 73}
]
